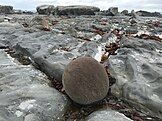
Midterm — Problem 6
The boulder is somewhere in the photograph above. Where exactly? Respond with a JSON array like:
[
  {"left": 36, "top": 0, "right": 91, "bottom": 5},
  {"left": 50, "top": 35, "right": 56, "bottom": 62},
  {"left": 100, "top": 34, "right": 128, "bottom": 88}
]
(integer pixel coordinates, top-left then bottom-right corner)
[
  {"left": 86, "top": 109, "right": 132, "bottom": 121},
  {"left": 63, "top": 57, "right": 109, "bottom": 105},
  {"left": 56, "top": 5, "right": 100, "bottom": 16},
  {"left": 121, "top": 10, "right": 129, "bottom": 15},
  {"left": 0, "top": 5, "right": 13, "bottom": 14},
  {"left": 36, "top": 5, "right": 56, "bottom": 15},
  {"left": 98, "top": 7, "right": 118, "bottom": 16},
  {"left": 131, "top": 10, "right": 139, "bottom": 19},
  {"left": 108, "top": 37, "right": 162, "bottom": 119},
  {"left": 107, "top": 7, "right": 118, "bottom": 16},
  {"left": 101, "top": 32, "right": 117, "bottom": 43}
]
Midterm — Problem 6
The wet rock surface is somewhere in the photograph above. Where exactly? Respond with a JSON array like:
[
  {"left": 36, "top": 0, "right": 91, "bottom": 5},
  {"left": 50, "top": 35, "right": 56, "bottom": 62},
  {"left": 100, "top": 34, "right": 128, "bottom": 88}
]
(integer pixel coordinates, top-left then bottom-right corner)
[
  {"left": 0, "top": 7, "right": 162, "bottom": 120},
  {"left": 108, "top": 37, "right": 162, "bottom": 119},
  {"left": 0, "top": 50, "right": 69, "bottom": 121},
  {"left": 86, "top": 109, "right": 132, "bottom": 121}
]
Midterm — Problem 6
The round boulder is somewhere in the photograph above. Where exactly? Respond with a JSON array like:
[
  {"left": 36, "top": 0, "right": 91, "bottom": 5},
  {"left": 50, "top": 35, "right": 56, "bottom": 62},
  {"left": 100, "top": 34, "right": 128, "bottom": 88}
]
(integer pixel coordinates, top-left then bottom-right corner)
[{"left": 63, "top": 57, "right": 109, "bottom": 105}]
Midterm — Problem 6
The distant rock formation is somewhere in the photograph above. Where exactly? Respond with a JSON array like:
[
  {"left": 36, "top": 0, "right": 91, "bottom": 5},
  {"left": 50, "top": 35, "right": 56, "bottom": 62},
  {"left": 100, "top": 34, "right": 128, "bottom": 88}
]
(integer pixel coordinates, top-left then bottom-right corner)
[
  {"left": 0, "top": 5, "right": 13, "bottom": 14},
  {"left": 36, "top": 5, "right": 56, "bottom": 15},
  {"left": 56, "top": 5, "right": 100, "bottom": 16},
  {"left": 36, "top": 5, "right": 100, "bottom": 16},
  {"left": 108, "top": 7, "right": 118, "bottom": 16},
  {"left": 121, "top": 10, "right": 129, "bottom": 16},
  {"left": 136, "top": 10, "right": 162, "bottom": 17},
  {"left": 96, "top": 7, "right": 118, "bottom": 16}
]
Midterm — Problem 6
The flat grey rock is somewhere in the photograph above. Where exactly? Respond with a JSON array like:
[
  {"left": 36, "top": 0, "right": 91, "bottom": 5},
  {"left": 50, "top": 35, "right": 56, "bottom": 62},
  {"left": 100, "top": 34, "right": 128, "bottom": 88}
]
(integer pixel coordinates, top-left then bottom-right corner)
[
  {"left": 108, "top": 37, "right": 162, "bottom": 119},
  {"left": 86, "top": 109, "right": 132, "bottom": 121},
  {"left": 0, "top": 50, "right": 69, "bottom": 121}
]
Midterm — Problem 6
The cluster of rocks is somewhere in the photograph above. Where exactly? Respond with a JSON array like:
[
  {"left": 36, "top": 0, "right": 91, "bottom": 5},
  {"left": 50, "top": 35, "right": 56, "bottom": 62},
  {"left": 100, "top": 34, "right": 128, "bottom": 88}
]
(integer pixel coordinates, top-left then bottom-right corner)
[
  {"left": 0, "top": 4, "right": 162, "bottom": 18},
  {"left": 36, "top": 5, "right": 100, "bottom": 16},
  {"left": 0, "top": 5, "right": 13, "bottom": 14},
  {"left": 36, "top": 5, "right": 162, "bottom": 17},
  {"left": 0, "top": 5, "right": 33, "bottom": 15},
  {"left": 0, "top": 4, "right": 162, "bottom": 121}
]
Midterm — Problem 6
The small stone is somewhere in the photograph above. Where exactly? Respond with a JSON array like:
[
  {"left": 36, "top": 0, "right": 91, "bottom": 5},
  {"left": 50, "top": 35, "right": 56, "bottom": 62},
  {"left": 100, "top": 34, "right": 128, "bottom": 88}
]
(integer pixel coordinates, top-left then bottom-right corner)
[{"left": 63, "top": 57, "right": 109, "bottom": 105}]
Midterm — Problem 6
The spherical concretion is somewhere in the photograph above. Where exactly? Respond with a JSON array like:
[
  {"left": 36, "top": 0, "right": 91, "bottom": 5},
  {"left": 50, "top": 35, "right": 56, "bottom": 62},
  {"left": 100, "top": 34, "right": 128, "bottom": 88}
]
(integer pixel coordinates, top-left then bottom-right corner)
[{"left": 62, "top": 57, "right": 109, "bottom": 105}]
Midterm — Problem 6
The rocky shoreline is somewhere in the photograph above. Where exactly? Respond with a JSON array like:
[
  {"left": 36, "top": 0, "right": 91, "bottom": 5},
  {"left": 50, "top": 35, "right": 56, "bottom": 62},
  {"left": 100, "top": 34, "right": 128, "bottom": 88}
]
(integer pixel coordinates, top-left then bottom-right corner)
[{"left": 0, "top": 4, "right": 162, "bottom": 121}]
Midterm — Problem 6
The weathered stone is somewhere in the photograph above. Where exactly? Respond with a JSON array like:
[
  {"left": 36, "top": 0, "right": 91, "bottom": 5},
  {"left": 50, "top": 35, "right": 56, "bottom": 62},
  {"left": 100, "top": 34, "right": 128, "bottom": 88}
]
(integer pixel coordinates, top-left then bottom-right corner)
[
  {"left": 0, "top": 5, "right": 13, "bottom": 14},
  {"left": 136, "top": 10, "right": 162, "bottom": 17},
  {"left": 125, "top": 27, "right": 138, "bottom": 34},
  {"left": 98, "top": 7, "right": 118, "bottom": 16},
  {"left": 101, "top": 32, "right": 117, "bottom": 44},
  {"left": 130, "top": 10, "right": 139, "bottom": 19},
  {"left": 0, "top": 50, "right": 69, "bottom": 121},
  {"left": 63, "top": 57, "right": 109, "bottom": 105},
  {"left": 108, "top": 37, "right": 162, "bottom": 119},
  {"left": 121, "top": 10, "right": 129, "bottom": 15},
  {"left": 56, "top": 5, "right": 100, "bottom": 15},
  {"left": 86, "top": 109, "right": 132, "bottom": 121},
  {"left": 41, "top": 19, "right": 50, "bottom": 31},
  {"left": 33, "top": 53, "right": 67, "bottom": 82},
  {"left": 36, "top": 5, "right": 56, "bottom": 15},
  {"left": 108, "top": 7, "right": 118, "bottom": 16}
]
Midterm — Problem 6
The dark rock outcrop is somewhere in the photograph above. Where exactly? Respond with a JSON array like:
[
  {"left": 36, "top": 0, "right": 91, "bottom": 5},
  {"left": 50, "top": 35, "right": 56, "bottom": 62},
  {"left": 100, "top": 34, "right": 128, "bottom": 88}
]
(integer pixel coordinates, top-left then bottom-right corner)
[
  {"left": 121, "top": 10, "right": 129, "bottom": 16},
  {"left": 131, "top": 10, "right": 140, "bottom": 19},
  {"left": 0, "top": 5, "right": 13, "bottom": 14},
  {"left": 56, "top": 5, "right": 100, "bottom": 16},
  {"left": 36, "top": 5, "right": 56, "bottom": 15},
  {"left": 97, "top": 7, "right": 118, "bottom": 16},
  {"left": 136, "top": 10, "right": 162, "bottom": 17},
  {"left": 0, "top": 50, "right": 69, "bottom": 121},
  {"left": 108, "top": 7, "right": 118, "bottom": 16},
  {"left": 63, "top": 57, "right": 109, "bottom": 105}
]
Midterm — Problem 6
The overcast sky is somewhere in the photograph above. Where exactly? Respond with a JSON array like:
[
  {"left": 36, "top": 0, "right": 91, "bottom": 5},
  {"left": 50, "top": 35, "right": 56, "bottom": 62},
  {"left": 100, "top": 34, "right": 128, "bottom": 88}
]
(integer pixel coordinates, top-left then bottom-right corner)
[{"left": 0, "top": 0, "right": 161, "bottom": 12}]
